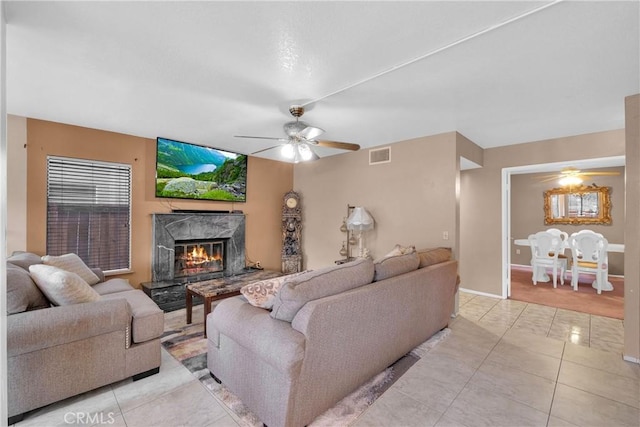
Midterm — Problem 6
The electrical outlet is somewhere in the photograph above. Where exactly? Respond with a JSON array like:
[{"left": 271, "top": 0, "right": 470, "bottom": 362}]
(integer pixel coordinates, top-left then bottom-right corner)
[
  {"left": 516, "top": 249, "right": 521, "bottom": 255},
  {"left": 442, "top": 231, "right": 449, "bottom": 240}
]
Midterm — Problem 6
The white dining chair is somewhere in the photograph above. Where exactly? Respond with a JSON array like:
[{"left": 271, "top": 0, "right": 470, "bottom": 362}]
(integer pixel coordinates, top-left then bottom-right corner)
[
  {"left": 528, "top": 231, "right": 567, "bottom": 288},
  {"left": 572, "top": 229, "right": 604, "bottom": 238},
  {"left": 547, "top": 228, "right": 569, "bottom": 277},
  {"left": 546, "top": 228, "right": 569, "bottom": 247},
  {"left": 569, "top": 232, "right": 609, "bottom": 294}
]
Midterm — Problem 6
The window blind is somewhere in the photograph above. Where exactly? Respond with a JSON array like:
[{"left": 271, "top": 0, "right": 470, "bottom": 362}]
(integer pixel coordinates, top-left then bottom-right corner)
[{"left": 47, "top": 156, "right": 131, "bottom": 273}]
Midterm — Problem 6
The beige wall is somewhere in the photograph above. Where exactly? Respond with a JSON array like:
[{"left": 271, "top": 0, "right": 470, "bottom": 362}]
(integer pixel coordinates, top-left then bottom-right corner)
[
  {"left": 457, "top": 132, "right": 484, "bottom": 167},
  {"left": 510, "top": 167, "right": 625, "bottom": 274},
  {"left": 6, "top": 115, "right": 27, "bottom": 254},
  {"left": 20, "top": 118, "right": 293, "bottom": 287},
  {"left": 624, "top": 94, "right": 640, "bottom": 361},
  {"left": 295, "top": 132, "right": 459, "bottom": 269}
]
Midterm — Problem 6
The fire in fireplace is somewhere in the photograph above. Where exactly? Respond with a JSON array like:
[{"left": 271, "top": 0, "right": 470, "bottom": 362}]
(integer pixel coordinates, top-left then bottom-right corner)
[{"left": 174, "top": 239, "right": 225, "bottom": 278}]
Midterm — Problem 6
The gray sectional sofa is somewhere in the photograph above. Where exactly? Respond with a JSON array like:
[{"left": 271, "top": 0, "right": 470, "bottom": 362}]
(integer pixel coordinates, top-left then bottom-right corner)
[
  {"left": 207, "top": 248, "right": 458, "bottom": 427},
  {"left": 6, "top": 252, "right": 164, "bottom": 424}
]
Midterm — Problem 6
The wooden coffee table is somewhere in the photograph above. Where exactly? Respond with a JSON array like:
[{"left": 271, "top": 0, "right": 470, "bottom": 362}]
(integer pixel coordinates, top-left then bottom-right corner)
[{"left": 185, "top": 270, "right": 282, "bottom": 337}]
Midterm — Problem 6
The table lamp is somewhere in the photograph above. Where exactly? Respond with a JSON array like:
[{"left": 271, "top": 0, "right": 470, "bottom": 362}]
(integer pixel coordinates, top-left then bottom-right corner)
[{"left": 346, "top": 207, "right": 375, "bottom": 258}]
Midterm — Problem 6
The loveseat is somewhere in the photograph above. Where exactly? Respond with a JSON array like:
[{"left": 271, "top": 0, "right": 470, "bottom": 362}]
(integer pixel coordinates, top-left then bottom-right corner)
[
  {"left": 207, "top": 248, "right": 458, "bottom": 427},
  {"left": 6, "top": 252, "right": 164, "bottom": 424}
]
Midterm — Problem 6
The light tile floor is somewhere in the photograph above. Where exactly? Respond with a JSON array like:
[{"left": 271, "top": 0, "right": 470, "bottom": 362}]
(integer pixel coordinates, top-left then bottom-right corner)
[{"left": 13, "top": 293, "right": 639, "bottom": 427}]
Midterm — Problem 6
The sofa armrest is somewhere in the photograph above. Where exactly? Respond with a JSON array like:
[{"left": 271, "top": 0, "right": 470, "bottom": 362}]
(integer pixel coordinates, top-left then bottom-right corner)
[
  {"left": 7, "top": 298, "right": 131, "bottom": 357},
  {"left": 209, "top": 296, "right": 305, "bottom": 375}
]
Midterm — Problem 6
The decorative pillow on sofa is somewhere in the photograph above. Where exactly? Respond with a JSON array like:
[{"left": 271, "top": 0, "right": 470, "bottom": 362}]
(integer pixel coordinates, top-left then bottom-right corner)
[
  {"left": 42, "top": 253, "right": 100, "bottom": 285},
  {"left": 373, "top": 252, "right": 420, "bottom": 281},
  {"left": 29, "top": 264, "right": 101, "bottom": 306},
  {"left": 384, "top": 244, "right": 416, "bottom": 258},
  {"left": 6, "top": 263, "right": 50, "bottom": 314},
  {"left": 7, "top": 251, "right": 43, "bottom": 271},
  {"left": 416, "top": 247, "right": 452, "bottom": 268},
  {"left": 271, "top": 258, "right": 375, "bottom": 322},
  {"left": 240, "top": 271, "right": 309, "bottom": 310}
]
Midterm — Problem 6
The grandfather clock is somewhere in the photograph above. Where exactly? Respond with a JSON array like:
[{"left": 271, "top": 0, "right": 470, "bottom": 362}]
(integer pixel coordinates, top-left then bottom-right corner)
[{"left": 281, "top": 191, "right": 303, "bottom": 273}]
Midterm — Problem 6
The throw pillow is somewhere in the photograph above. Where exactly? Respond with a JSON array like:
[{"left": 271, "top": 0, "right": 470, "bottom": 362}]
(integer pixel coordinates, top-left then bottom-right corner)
[
  {"left": 7, "top": 251, "right": 43, "bottom": 271},
  {"left": 29, "top": 264, "right": 101, "bottom": 306},
  {"left": 271, "top": 258, "right": 375, "bottom": 322},
  {"left": 416, "top": 247, "right": 452, "bottom": 268},
  {"left": 373, "top": 252, "right": 420, "bottom": 281},
  {"left": 384, "top": 244, "right": 416, "bottom": 258},
  {"left": 42, "top": 253, "right": 100, "bottom": 285},
  {"left": 6, "top": 263, "right": 50, "bottom": 314},
  {"left": 240, "top": 271, "right": 309, "bottom": 310}
]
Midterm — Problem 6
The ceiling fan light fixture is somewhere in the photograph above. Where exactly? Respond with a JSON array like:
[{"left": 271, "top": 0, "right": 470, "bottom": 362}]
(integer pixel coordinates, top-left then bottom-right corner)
[
  {"left": 283, "top": 121, "right": 308, "bottom": 137},
  {"left": 559, "top": 175, "right": 583, "bottom": 187},
  {"left": 240, "top": 104, "right": 359, "bottom": 161},
  {"left": 281, "top": 143, "right": 295, "bottom": 159},
  {"left": 298, "top": 143, "right": 314, "bottom": 161}
]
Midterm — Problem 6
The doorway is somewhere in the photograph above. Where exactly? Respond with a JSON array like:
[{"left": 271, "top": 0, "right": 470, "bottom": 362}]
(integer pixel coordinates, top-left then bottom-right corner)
[{"left": 502, "top": 156, "right": 625, "bottom": 314}]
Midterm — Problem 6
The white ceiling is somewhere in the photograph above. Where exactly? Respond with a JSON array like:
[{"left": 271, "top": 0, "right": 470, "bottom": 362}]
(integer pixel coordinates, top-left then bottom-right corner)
[{"left": 5, "top": 1, "right": 639, "bottom": 163}]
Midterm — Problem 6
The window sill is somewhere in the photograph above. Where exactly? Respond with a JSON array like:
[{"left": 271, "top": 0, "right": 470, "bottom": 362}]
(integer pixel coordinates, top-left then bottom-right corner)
[{"left": 104, "top": 269, "right": 134, "bottom": 276}]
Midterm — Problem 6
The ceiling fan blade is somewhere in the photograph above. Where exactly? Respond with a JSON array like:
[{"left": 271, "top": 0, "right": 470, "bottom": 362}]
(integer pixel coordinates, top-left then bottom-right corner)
[
  {"left": 314, "top": 140, "right": 360, "bottom": 151},
  {"left": 535, "top": 174, "right": 562, "bottom": 180},
  {"left": 250, "top": 144, "right": 283, "bottom": 155},
  {"left": 539, "top": 176, "right": 562, "bottom": 183},
  {"left": 235, "top": 135, "right": 289, "bottom": 142},
  {"left": 298, "top": 126, "right": 324, "bottom": 140}
]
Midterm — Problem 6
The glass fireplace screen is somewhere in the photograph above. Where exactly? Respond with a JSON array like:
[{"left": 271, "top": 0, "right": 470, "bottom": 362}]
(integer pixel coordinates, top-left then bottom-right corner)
[{"left": 174, "top": 240, "right": 224, "bottom": 278}]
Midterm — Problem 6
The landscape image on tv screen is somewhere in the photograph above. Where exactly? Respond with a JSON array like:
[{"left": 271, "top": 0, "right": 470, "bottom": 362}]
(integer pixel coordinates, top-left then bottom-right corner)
[{"left": 155, "top": 137, "right": 247, "bottom": 202}]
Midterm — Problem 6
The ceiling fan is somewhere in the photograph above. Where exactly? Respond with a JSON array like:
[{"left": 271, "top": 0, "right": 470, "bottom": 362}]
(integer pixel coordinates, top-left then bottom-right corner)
[
  {"left": 537, "top": 167, "right": 620, "bottom": 186},
  {"left": 235, "top": 105, "right": 360, "bottom": 163}
]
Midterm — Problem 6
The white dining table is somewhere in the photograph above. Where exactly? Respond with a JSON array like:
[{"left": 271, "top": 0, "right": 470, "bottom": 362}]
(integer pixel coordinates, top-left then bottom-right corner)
[
  {"left": 513, "top": 239, "right": 624, "bottom": 253},
  {"left": 513, "top": 239, "right": 624, "bottom": 291}
]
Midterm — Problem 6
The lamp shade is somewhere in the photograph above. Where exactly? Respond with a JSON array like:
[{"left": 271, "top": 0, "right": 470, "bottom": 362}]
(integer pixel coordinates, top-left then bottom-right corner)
[{"left": 346, "top": 207, "right": 374, "bottom": 231}]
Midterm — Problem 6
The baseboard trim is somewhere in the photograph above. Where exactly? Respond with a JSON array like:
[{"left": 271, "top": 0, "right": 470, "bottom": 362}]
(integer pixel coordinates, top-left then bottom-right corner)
[
  {"left": 459, "top": 287, "right": 504, "bottom": 299},
  {"left": 623, "top": 355, "right": 640, "bottom": 364}
]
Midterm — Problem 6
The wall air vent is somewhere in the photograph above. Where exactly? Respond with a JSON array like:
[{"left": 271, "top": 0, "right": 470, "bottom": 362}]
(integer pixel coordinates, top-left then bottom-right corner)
[{"left": 369, "top": 147, "right": 391, "bottom": 165}]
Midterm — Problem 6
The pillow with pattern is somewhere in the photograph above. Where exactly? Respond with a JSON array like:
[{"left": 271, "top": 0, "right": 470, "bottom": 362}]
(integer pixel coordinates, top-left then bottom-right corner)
[
  {"left": 241, "top": 271, "right": 309, "bottom": 310},
  {"left": 384, "top": 244, "right": 416, "bottom": 258}
]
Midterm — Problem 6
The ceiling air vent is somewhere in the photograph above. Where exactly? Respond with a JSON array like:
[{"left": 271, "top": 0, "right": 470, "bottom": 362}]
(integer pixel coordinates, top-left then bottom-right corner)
[{"left": 369, "top": 147, "right": 391, "bottom": 165}]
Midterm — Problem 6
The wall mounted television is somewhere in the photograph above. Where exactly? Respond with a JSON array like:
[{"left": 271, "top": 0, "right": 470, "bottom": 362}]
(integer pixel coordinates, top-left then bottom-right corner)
[{"left": 155, "top": 137, "right": 247, "bottom": 202}]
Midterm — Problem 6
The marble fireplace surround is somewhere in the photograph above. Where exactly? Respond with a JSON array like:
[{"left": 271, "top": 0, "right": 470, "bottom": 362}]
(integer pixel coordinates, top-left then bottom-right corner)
[{"left": 152, "top": 212, "right": 246, "bottom": 283}]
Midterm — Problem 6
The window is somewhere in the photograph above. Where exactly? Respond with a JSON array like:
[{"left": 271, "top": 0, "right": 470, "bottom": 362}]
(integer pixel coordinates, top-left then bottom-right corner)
[{"left": 47, "top": 156, "right": 131, "bottom": 273}]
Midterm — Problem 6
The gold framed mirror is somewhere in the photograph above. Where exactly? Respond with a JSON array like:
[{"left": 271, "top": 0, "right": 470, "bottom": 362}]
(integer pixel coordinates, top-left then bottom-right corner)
[{"left": 543, "top": 185, "right": 612, "bottom": 225}]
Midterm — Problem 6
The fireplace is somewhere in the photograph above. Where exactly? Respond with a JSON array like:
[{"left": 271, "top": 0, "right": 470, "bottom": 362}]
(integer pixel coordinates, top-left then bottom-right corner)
[
  {"left": 151, "top": 212, "right": 246, "bottom": 283},
  {"left": 174, "top": 239, "right": 226, "bottom": 279}
]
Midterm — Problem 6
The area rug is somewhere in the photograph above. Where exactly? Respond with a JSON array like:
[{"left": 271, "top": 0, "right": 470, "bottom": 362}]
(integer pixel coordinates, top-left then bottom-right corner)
[{"left": 161, "top": 310, "right": 451, "bottom": 426}]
